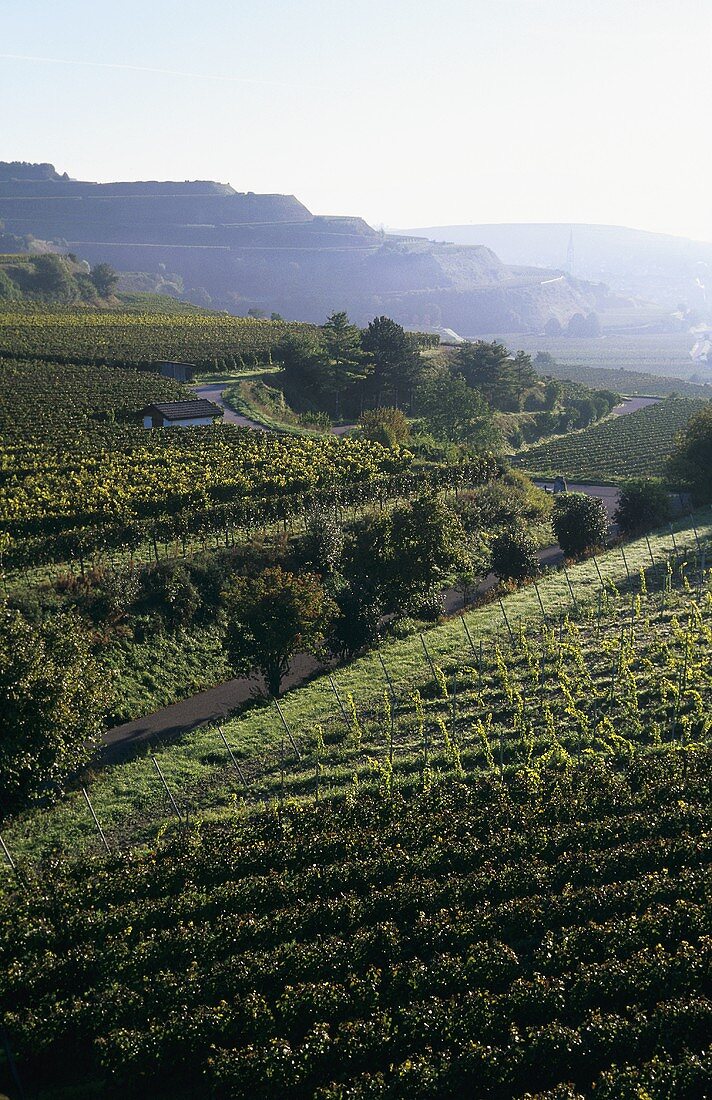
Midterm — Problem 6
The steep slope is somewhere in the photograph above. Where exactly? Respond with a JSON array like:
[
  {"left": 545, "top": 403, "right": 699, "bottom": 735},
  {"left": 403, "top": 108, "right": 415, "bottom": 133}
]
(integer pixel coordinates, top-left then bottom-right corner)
[
  {"left": 395, "top": 222, "right": 712, "bottom": 309},
  {"left": 0, "top": 163, "right": 597, "bottom": 332}
]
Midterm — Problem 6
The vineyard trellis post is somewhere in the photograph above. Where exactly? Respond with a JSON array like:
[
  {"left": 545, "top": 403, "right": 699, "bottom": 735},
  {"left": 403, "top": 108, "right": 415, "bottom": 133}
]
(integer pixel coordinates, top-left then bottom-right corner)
[
  {"left": 218, "top": 727, "right": 249, "bottom": 789},
  {"left": 378, "top": 652, "right": 398, "bottom": 705},
  {"left": 461, "top": 616, "right": 478, "bottom": 659},
  {"left": 562, "top": 564, "right": 578, "bottom": 614},
  {"left": 620, "top": 545, "right": 631, "bottom": 582},
  {"left": 533, "top": 579, "right": 547, "bottom": 622},
  {"left": 0, "top": 833, "right": 21, "bottom": 886},
  {"left": 498, "top": 598, "right": 515, "bottom": 645},
  {"left": 275, "top": 699, "right": 301, "bottom": 761},
  {"left": 328, "top": 673, "right": 352, "bottom": 734},
  {"left": 151, "top": 757, "right": 183, "bottom": 823},
  {"left": 420, "top": 634, "right": 438, "bottom": 683},
  {"left": 81, "top": 787, "right": 110, "bottom": 853}
]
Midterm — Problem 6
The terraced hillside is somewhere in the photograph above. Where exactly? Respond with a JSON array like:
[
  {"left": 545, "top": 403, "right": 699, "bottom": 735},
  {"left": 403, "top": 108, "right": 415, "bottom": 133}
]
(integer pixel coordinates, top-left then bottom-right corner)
[
  {"left": 513, "top": 396, "right": 705, "bottom": 481},
  {"left": 0, "top": 162, "right": 599, "bottom": 330}
]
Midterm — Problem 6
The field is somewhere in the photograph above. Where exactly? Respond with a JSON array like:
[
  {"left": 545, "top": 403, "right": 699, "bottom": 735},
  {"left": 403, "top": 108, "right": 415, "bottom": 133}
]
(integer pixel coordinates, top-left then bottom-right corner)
[
  {"left": 0, "top": 356, "right": 439, "bottom": 572},
  {"left": 482, "top": 331, "right": 712, "bottom": 389},
  {"left": 513, "top": 396, "right": 704, "bottom": 482},
  {"left": 2, "top": 516, "right": 711, "bottom": 1097},
  {"left": 543, "top": 364, "right": 712, "bottom": 399},
  {"left": 0, "top": 308, "right": 316, "bottom": 369}
]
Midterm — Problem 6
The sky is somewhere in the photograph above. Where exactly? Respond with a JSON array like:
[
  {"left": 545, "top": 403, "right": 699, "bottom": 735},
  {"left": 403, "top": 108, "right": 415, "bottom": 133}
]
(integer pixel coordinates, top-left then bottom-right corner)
[{"left": 2, "top": 0, "right": 711, "bottom": 240}]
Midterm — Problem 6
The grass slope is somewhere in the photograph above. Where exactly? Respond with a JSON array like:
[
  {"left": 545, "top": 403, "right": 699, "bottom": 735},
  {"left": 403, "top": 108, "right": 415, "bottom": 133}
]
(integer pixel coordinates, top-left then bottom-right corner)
[
  {"left": 513, "top": 396, "right": 705, "bottom": 481},
  {"left": 3, "top": 512, "right": 710, "bottom": 874}
]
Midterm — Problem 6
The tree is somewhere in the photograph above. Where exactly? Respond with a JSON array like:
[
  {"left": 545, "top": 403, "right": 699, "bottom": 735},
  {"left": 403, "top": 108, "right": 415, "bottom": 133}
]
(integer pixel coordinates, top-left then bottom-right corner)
[
  {"left": 362, "top": 316, "right": 423, "bottom": 408},
  {"left": 0, "top": 608, "right": 112, "bottom": 819},
  {"left": 322, "top": 311, "right": 370, "bottom": 415},
  {"left": 415, "top": 372, "right": 501, "bottom": 451},
  {"left": 387, "top": 494, "right": 470, "bottom": 612},
  {"left": 359, "top": 406, "right": 410, "bottom": 447},
  {"left": 614, "top": 479, "right": 671, "bottom": 536},
  {"left": 90, "top": 263, "right": 119, "bottom": 298},
  {"left": 668, "top": 403, "right": 712, "bottom": 503},
  {"left": 31, "top": 254, "right": 75, "bottom": 301},
  {"left": 222, "top": 566, "right": 336, "bottom": 696},
  {"left": 329, "top": 580, "right": 382, "bottom": 659},
  {"left": 453, "top": 341, "right": 520, "bottom": 410},
  {"left": 298, "top": 509, "right": 344, "bottom": 575},
  {"left": 490, "top": 528, "right": 540, "bottom": 581},
  {"left": 565, "top": 311, "right": 601, "bottom": 337},
  {"left": 552, "top": 493, "right": 609, "bottom": 557},
  {"left": 276, "top": 329, "right": 330, "bottom": 395}
]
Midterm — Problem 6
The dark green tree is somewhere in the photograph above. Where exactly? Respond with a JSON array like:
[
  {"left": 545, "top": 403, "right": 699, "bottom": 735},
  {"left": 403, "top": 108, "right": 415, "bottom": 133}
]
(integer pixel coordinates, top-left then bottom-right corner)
[
  {"left": 222, "top": 566, "right": 336, "bottom": 696},
  {"left": 277, "top": 329, "right": 330, "bottom": 394},
  {"left": 362, "top": 316, "right": 423, "bottom": 408},
  {"left": 614, "top": 480, "right": 672, "bottom": 536},
  {"left": 0, "top": 608, "right": 112, "bottom": 819},
  {"left": 90, "top": 263, "right": 119, "bottom": 298},
  {"left": 323, "top": 311, "right": 370, "bottom": 416},
  {"left": 387, "top": 494, "right": 470, "bottom": 612},
  {"left": 31, "top": 254, "right": 75, "bottom": 301},
  {"left": 668, "top": 403, "right": 712, "bottom": 503},
  {"left": 298, "top": 509, "right": 345, "bottom": 575},
  {"left": 454, "top": 341, "right": 520, "bottom": 410},
  {"left": 329, "top": 580, "right": 382, "bottom": 658},
  {"left": 552, "top": 492, "right": 609, "bottom": 557},
  {"left": 415, "top": 372, "right": 501, "bottom": 451}
]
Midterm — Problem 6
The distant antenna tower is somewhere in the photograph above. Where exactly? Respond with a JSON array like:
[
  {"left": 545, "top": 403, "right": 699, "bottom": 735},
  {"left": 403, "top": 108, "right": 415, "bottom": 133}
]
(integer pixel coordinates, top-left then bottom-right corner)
[{"left": 566, "top": 228, "right": 575, "bottom": 276}]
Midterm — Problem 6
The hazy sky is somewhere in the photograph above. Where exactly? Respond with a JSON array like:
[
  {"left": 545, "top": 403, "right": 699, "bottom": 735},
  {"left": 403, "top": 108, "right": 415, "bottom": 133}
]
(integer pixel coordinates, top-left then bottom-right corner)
[{"left": 3, "top": 0, "right": 711, "bottom": 239}]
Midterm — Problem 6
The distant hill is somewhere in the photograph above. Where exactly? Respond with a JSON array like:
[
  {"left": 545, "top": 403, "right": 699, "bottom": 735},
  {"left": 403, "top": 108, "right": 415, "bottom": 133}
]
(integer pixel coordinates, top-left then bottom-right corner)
[
  {"left": 393, "top": 223, "right": 712, "bottom": 312},
  {"left": 0, "top": 162, "right": 601, "bottom": 334}
]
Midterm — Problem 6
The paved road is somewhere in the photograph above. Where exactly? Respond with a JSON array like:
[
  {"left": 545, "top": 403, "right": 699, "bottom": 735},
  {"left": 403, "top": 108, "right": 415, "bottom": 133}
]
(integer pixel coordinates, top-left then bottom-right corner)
[
  {"left": 193, "top": 382, "right": 268, "bottom": 430},
  {"left": 534, "top": 481, "right": 621, "bottom": 520},
  {"left": 194, "top": 381, "right": 355, "bottom": 437},
  {"left": 612, "top": 396, "right": 661, "bottom": 416}
]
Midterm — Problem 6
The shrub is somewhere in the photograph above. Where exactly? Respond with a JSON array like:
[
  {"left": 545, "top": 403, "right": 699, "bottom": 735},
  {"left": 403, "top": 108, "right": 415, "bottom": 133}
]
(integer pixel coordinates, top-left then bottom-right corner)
[
  {"left": 490, "top": 528, "right": 540, "bottom": 581},
  {"left": 359, "top": 407, "right": 410, "bottom": 447},
  {"left": 0, "top": 608, "right": 112, "bottom": 819},
  {"left": 552, "top": 493, "right": 609, "bottom": 557},
  {"left": 614, "top": 479, "right": 671, "bottom": 536}
]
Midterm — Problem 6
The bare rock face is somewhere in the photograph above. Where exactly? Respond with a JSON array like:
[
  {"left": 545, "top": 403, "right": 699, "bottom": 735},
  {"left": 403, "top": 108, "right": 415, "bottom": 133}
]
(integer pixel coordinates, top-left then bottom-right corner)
[{"left": 0, "top": 162, "right": 596, "bottom": 332}]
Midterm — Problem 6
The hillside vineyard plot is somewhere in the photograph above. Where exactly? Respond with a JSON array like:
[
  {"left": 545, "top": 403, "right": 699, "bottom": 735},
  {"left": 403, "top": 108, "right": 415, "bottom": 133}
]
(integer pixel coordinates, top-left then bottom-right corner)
[
  {"left": 2, "top": 753, "right": 710, "bottom": 1099},
  {"left": 513, "top": 397, "right": 705, "bottom": 481},
  {"left": 0, "top": 309, "right": 317, "bottom": 369},
  {"left": 4, "top": 534, "right": 710, "bottom": 870},
  {"left": 487, "top": 332, "right": 706, "bottom": 382}
]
